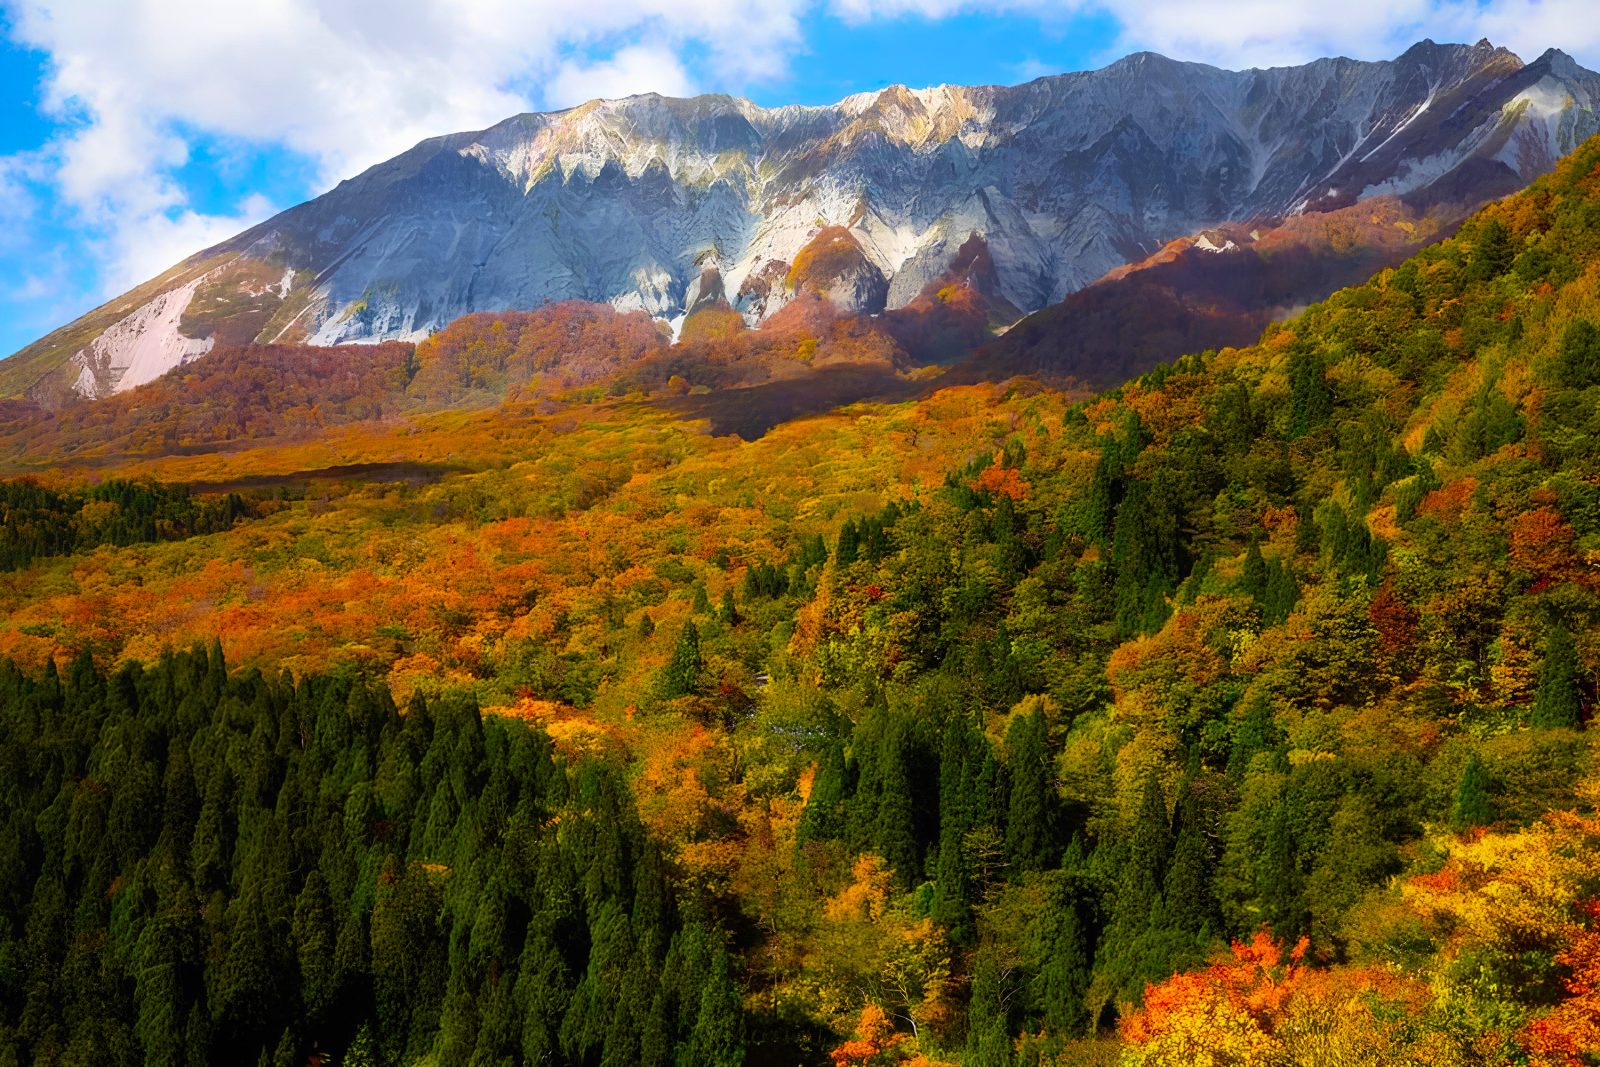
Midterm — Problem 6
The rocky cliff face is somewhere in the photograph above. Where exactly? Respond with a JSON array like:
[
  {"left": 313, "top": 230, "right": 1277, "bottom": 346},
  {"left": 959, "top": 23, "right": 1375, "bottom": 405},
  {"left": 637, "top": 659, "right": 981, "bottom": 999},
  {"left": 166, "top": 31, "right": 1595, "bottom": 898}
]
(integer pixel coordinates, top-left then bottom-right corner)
[{"left": 6, "top": 39, "right": 1599, "bottom": 402}]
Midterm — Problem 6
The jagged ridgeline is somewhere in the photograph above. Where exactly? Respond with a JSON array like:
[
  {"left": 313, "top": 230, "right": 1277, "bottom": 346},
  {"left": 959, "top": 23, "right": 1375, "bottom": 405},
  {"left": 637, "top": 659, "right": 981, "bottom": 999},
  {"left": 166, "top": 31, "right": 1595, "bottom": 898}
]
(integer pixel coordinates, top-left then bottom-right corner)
[{"left": 0, "top": 647, "right": 745, "bottom": 1067}]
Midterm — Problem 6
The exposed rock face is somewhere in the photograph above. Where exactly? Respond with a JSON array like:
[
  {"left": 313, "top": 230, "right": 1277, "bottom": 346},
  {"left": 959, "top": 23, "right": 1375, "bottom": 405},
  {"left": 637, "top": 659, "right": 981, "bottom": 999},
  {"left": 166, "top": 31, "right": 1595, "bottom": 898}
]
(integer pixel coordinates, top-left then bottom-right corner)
[
  {"left": 71, "top": 274, "right": 217, "bottom": 398},
  {"left": 7, "top": 39, "right": 1600, "bottom": 401}
]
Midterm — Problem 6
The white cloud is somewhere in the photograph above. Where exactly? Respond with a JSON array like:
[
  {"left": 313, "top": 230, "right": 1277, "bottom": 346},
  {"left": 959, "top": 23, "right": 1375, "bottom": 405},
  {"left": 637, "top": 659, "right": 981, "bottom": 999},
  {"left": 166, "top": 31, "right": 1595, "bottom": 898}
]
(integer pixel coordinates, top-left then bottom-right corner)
[
  {"left": 2, "top": 0, "right": 809, "bottom": 299},
  {"left": 8, "top": 1, "right": 807, "bottom": 194},
  {"left": 546, "top": 44, "right": 697, "bottom": 109},
  {"left": 101, "top": 193, "right": 276, "bottom": 294}
]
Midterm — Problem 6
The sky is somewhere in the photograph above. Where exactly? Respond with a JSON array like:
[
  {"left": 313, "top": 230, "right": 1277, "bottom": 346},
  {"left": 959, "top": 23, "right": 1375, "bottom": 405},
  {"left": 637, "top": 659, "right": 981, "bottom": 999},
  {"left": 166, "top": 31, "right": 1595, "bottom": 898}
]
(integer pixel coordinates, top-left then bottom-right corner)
[{"left": 1, "top": 0, "right": 1598, "bottom": 360}]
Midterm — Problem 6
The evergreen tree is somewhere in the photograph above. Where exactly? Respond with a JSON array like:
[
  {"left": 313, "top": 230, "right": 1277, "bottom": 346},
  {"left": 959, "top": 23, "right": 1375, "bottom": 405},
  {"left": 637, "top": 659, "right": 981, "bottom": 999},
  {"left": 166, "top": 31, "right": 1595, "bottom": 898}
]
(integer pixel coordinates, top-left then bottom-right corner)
[
  {"left": 1466, "top": 218, "right": 1516, "bottom": 282},
  {"left": 344, "top": 1023, "right": 378, "bottom": 1067},
  {"left": 1028, "top": 867, "right": 1093, "bottom": 1035},
  {"left": 1259, "top": 802, "right": 1305, "bottom": 939},
  {"left": 797, "top": 744, "right": 847, "bottom": 845},
  {"left": 835, "top": 520, "right": 861, "bottom": 566},
  {"left": 1451, "top": 753, "right": 1495, "bottom": 831},
  {"left": 656, "top": 622, "right": 703, "bottom": 700},
  {"left": 686, "top": 944, "right": 743, "bottom": 1067},
  {"left": 1533, "top": 624, "right": 1583, "bottom": 728},
  {"left": 873, "top": 717, "right": 921, "bottom": 886},
  {"left": 1241, "top": 538, "right": 1268, "bottom": 602},
  {"left": 1162, "top": 784, "right": 1218, "bottom": 938},
  {"left": 966, "top": 947, "right": 1012, "bottom": 1066},
  {"left": 1288, "top": 346, "right": 1334, "bottom": 437},
  {"left": 932, "top": 714, "right": 987, "bottom": 938},
  {"left": 1556, "top": 318, "right": 1600, "bottom": 388},
  {"left": 1228, "top": 694, "right": 1281, "bottom": 777},
  {"left": 1003, "top": 708, "right": 1058, "bottom": 874}
]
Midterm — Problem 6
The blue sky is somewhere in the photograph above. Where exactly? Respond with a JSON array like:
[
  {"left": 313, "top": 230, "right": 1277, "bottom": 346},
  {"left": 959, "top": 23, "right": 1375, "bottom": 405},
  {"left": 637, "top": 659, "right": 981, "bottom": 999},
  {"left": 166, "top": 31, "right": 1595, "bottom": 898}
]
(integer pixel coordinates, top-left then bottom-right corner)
[{"left": 1, "top": 0, "right": 1597, "bottom": 362}]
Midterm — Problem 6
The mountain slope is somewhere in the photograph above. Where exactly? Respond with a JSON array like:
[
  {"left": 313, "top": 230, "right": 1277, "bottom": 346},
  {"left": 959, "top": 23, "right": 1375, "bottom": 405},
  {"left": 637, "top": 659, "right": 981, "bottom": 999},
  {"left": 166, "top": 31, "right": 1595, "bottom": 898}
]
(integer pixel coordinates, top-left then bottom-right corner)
[{"left": 6, "top": 39, "right": 1599, "bottom": 405}]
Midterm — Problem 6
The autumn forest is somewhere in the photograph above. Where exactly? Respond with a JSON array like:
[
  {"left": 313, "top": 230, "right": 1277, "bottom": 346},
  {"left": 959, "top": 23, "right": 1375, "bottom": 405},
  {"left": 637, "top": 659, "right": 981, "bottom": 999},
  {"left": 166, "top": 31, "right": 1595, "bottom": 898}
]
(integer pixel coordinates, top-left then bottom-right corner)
[{"left": 4, "top": 120, "right": 1600, "bottom": 1067}]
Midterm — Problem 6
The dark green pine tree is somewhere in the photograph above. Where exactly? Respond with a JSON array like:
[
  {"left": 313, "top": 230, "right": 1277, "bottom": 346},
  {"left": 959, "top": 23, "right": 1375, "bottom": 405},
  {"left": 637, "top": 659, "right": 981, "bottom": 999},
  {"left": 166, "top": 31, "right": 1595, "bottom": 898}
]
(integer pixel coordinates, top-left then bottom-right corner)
[
  {"left": 291, "top": 870, "right": 338, "bottom": 1025},
  {"left": 719, "top": 588, "right": 739, "bottom": 626},
  {"left": 1556, "top": 318, "right": 1600, "bottom": 389},
  {"left": 637, "top": 612, "right": 656, "bottom": 639},
  {"left": 835, "top": 519, "right": 861, "bottom": 566},
  {"left": 1451, "top": 753, "right": 1495, "bottom": 831},
  {"left": 1004, "top": 708, "right": 1059, "bottom": 874},
  {"left": 1240, "top": 538, "right": 1268, "bottom": 603},
  {"left": 1098, "top": 773, "right": 1173, "bottom": 1000},
  {"left": 874, "top": 717, "right": 921, "bottom": 887},
  {"left": 1227, "top": 693, "right": 1282, "bottom": 777},
  {"left": 931, "top": 714, "right": 987, "bottom": 938},
  {"left": 686, "top": 944, "right": 744, "bottom": 1067},
  {"left": 656, "top": 622, "right": 703, "bottom": 700},
  {"left": 1259, "top": 802, "right": 1306, "bottom": 939},
  {"left": 965, "top": 947, "right": 1013, "bottom": 1067},
  {"left": 1122, "top": 772, "right": 1172, "bottom": 916},
  {"left": 1288, "top": 345, "right": 1333, "bottom": 437},
  {"left": 797, "top": 743, "right": 847, "bottom": 845},
  {"left": 1028, "top": 864, "right": 1093, "bottom": 1036},
  {"left": 1261, "top": 559, "right": 1300, "bottom": 626},
  {"left": 1532, "top": 625, "right": 1583, "bottom": 728},
  {"left": 1162, "top": 784, "right": 1219, "bottom": 939},
  {"left": 1466, "top": 218, "right": 1516, "bottom": 282}
]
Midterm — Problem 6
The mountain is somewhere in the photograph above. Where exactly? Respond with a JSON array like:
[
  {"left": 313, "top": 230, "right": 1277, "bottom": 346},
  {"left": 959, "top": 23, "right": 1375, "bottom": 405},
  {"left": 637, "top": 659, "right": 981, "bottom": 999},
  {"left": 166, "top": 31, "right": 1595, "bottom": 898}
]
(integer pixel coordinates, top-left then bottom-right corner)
[{"left": 3, "top": 39, "right": 1598, "bottom": 406}]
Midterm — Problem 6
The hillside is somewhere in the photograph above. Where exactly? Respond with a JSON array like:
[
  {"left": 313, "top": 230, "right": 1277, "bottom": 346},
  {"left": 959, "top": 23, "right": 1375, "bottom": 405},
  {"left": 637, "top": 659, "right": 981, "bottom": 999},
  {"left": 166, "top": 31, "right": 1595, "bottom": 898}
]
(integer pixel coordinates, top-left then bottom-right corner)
[{"left": 2, "top": 126, "right": 1600, "bottom": 1067}]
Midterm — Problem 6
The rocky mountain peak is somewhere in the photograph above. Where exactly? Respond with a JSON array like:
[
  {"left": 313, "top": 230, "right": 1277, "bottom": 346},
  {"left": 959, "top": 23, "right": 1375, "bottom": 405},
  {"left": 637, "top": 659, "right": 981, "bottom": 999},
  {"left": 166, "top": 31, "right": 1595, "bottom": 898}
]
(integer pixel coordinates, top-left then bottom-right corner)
[{"left": 4, "top": 40, "right": 1598, "bottom": 404}]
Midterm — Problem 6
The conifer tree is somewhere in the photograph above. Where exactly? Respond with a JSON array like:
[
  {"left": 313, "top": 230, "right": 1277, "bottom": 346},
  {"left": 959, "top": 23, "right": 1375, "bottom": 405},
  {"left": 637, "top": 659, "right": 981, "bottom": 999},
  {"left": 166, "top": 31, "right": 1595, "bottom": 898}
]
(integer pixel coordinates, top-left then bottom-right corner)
[
  {"left": 1556, "top": 318, "right": 1600, "bottom": 388},
  {"left": 1004, "top": 707, "right": 1058, "bottom": 874},
  {"left": 966, "top": 947, "right": 1012, "bottom": 1065},
  {"left": 1533, "top": 624, "right": 1583, "bottom": 728},
  {"left": 797, "top": 744, "right": 847, "bottom": 845},
  {"left": 1162, "top": 784, "right": 1218, "bottom": 938},
  {"left": 687, "top": 944, "right": 744, "bottom": 1067},
  {"left": 1451, "top": 753, "right": 1494, "bottom": 831},
  {"left": 656, "top": 622, "right": 703, "bottom": 700},
  {"left": 1259, "top": 803, "right": 1305, "bottom": 939},
  {"left": 1241, "top": 537, "right": 1268, "bottom": 602},
  {"left": 874, "top": 718, "right": 921, "bottom": 886},
  {"left": 1288, "top": 346, "right": 1333, "bottom": 436}
]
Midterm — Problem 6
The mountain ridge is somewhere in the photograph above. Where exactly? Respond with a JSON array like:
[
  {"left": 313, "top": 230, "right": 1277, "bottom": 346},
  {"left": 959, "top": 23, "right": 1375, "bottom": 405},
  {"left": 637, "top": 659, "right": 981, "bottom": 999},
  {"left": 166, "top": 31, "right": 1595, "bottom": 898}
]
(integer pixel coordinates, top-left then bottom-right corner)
[{"left": 3, "top": 39, "right": 1599, "bottom": 405}]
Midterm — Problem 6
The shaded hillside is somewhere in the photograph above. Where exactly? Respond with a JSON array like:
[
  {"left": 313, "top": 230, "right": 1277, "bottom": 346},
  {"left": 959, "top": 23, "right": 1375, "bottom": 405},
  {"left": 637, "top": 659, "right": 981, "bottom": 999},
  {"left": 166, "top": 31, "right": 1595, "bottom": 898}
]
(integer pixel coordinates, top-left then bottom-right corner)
[{"left": 956, "top": 197, "right": 1466, "bottom": 387}]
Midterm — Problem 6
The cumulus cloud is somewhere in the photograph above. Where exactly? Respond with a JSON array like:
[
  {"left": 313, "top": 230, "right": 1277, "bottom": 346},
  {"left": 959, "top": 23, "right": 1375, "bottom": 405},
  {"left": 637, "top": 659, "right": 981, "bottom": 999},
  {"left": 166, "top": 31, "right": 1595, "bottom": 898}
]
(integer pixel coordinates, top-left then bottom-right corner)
[
  {"left": 2, "top": 0, "right": 808, "bottom": 298},
  {"left": 546, "top": 44, "right": 698, "bottom": 109},
  {"left": 101, "top": 194, "right": 277, "bottom": 295}
]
